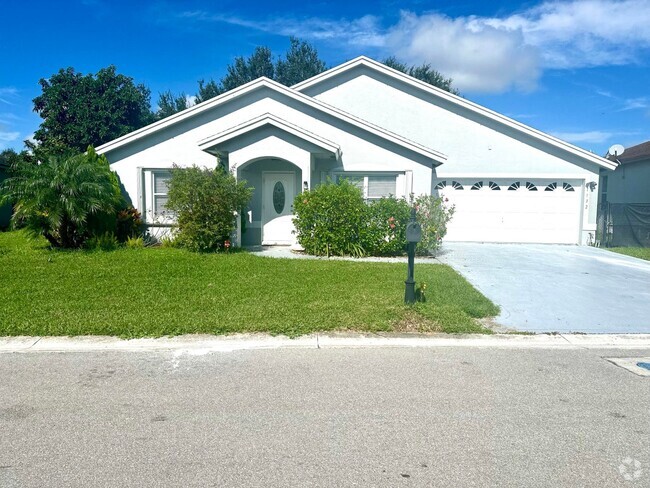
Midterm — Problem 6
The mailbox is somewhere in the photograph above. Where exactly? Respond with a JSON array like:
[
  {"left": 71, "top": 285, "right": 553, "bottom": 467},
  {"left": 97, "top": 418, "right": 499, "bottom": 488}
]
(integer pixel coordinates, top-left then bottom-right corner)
[
  {"left": 404, "top": 207, "right": 420, "bottom": 304},
  {"left": 406, "top": 221, "right": 422, "bottom": 243}
]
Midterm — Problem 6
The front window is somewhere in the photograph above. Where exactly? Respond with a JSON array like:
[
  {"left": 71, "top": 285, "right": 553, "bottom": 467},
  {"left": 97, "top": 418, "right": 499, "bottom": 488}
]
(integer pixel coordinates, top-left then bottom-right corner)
[
  {"left": 153, "top": 171, "right": 171, "bottom": 217},
  {"left": 336, "top": 174, "right": 397, "bottom": 201}
]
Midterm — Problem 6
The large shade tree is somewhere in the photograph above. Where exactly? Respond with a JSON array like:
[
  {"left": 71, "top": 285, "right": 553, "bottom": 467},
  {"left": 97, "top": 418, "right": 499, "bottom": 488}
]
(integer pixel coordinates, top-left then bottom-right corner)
[{"left": 33, "top": 66, "right": 153, "bottom": 154}]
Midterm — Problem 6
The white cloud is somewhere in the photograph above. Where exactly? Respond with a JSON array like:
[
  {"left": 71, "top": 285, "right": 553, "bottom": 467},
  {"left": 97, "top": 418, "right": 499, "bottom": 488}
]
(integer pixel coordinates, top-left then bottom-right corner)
[
  {"left": 381, "top": 0, "right": 650, "bottom": 92},
  {"left": 619, "top": 97, "right": 650, "bottom": 111},
  {"left": 486, "top": 0, "right": 650, "bottom": 69},
  {"left": 179, "top": 11, "right": 384, "bottom": 47},
  {"left": 0, "top": 131, "right": 20, "bottom": 152},
  {"left": 177, "top": 0, "right": 650, "bottom": 94},
  {"left": 185, "top": 95, "right": 197, "bottom": 107},
  {"left": 0, "top": 87, "right": 18, "bottom": 105},
  {"left": 384, "top": 12, "right": 540, "bottom": 92},
  {"left": 552, "top": 130, "right": 614, "bottom": 144}
]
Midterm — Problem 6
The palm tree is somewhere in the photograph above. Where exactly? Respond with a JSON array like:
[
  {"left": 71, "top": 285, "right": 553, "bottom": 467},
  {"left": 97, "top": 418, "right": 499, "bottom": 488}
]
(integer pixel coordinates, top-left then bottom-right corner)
[{"left": 0, "top": 148, "right": 118, "bottom": 248}]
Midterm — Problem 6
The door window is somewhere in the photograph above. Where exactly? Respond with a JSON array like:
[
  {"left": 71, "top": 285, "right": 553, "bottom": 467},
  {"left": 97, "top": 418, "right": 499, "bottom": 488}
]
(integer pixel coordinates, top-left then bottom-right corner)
[{"left": 273, "top": 181, "right": 285, "bottom": 214}]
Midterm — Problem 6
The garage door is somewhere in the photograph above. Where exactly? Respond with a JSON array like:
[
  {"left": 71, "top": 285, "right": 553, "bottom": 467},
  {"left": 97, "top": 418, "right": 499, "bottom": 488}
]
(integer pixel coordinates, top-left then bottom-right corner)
[{"left": 436, "top": 179, "right": 583, "bottom": 244}]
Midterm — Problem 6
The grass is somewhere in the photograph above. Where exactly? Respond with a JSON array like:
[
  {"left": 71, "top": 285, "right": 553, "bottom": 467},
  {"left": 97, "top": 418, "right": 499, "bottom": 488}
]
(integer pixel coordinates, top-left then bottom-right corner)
[
  {"left": 607, "top": 247, "right": 650, "bottom": 261},
  {"left": 0, "top": 231, "right": 499, "bottom": 337}
]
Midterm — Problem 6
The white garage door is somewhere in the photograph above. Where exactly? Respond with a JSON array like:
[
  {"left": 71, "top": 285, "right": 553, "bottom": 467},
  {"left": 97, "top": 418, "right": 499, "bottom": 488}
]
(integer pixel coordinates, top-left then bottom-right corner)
[{"left": 436, "top": 179, "right": 583, "bottom": 244}]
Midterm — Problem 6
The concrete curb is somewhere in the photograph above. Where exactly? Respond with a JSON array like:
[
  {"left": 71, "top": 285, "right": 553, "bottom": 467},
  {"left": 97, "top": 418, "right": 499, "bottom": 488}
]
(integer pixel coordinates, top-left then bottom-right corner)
[{"left": 1, "top": 333, "right": 650, "bottom": 353}]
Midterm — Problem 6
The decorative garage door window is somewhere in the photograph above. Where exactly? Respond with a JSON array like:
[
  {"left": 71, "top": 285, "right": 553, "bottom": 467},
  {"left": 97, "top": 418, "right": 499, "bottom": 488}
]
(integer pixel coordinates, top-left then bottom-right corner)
[
  {"left": 508, "top": 182, "right": 521, "bottom": 190},
  {"left": 435, "top": 180, "right": 464, "bottom": 190},
  {"left": 273, "top": 181, "right": 285, "bottom": 214},
  {"left": 544, "top": 182, "right": 575, "bottom": 192},
  {"left": 440, "top": 180, "right": 576, "bottom": 193},
  {"left": 471, "top": 181, "right": 502, "bottom": 190}
]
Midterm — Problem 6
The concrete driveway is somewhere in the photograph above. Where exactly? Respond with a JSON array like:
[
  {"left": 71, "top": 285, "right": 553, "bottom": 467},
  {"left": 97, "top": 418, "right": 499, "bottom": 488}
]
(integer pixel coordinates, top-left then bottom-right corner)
[{"left": 436, "top": 243, "right": 650, "bottom": 333}]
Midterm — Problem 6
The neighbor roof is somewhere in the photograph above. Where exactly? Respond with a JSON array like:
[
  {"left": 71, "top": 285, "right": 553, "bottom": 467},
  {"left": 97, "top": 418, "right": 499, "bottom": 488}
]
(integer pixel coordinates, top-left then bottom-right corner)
[
  {"left": 608, "top": 140, "right": 650, "bottom": 166},
  {"left": 294, "top": 56, "right": 617, "bottom": 171},
  {"left": 96, "top": 76, "right": 446, "bottom": 165}
]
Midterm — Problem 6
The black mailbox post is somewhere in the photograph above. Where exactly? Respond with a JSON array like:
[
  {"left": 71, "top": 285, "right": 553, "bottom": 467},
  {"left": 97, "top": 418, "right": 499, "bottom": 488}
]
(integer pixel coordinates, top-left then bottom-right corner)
[{"left": 405, "top": 207, "right": 421, "bottom": 304}]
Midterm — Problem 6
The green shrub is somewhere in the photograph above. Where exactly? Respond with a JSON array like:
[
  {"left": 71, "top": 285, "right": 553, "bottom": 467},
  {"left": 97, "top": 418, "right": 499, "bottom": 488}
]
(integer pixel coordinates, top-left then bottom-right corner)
[
  {"left": 116, "top": 206, "right": 143, "bottom": 242},
  {"left": 0, "top": 146, "right": 119, "bottom": 248},
  {"left": 125, "top": 236, "right": 144, "bottom": 249},
  {"left": 293, "top": 181, "right": 455, "bottom": 257},
  {"left": 413, "top": 194, "right": 455, "bottom": 255},
  {"left": 166, "top": 165, "right": 252, "bottom": 252},
  {"left": 85, "top": 232, "right": 119, "bottom": 251},
  {"left": 160, "top": 234, "right": 178, "bottom": 248},
  {"left": 364, "top": 197, "right": 411, "bottom": 256},
  {"left": 292, "top": 179, "right": 368, "bottom": 257}
]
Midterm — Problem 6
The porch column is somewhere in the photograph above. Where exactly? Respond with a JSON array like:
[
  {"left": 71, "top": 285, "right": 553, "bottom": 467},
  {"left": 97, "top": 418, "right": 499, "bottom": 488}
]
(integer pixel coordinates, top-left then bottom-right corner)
[{"left": 296, "top": 153, "right": 312, "bottom": 193}]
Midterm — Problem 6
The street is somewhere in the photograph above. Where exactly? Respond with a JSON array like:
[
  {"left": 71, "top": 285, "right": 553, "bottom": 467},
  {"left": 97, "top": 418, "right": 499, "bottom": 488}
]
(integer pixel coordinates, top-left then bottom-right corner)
[{"left": 1, "top": 341, "right": 649, "bottom": 487}]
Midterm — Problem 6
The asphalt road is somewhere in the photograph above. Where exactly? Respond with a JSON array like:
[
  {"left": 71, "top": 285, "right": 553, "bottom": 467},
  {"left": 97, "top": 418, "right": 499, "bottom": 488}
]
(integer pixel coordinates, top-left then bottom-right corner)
[{"left": 1, "top": 346, "right": 649, "bottom": 487}]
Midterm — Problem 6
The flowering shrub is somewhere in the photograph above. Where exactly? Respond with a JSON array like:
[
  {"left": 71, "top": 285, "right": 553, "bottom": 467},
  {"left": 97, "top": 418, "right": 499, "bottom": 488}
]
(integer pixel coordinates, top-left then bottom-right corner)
[
  {"left": 412, "top": 194, "right": 455, "bottom": 255},
  {"left": 364, "top": 197, "right": 411, "bottom": 255}
]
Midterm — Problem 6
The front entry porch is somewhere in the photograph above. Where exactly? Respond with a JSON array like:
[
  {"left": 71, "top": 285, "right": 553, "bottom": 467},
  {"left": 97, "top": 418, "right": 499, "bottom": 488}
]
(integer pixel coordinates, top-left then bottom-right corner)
[{"left": 238, "top": 158, "right": 303, "bottom": 247}]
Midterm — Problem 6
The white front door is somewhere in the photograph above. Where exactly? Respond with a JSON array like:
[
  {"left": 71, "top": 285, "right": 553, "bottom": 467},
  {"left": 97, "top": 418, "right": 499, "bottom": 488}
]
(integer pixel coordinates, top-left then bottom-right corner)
[{"left": 262, "top": 172, "right": 296, "bottom": 245}]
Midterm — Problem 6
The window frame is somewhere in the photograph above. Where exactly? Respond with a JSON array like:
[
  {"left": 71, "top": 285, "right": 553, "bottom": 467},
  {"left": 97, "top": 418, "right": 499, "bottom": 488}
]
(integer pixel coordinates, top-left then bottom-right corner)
[
  {"left": 334, "top": 172, "right": 399, "bottom": 201},
  {"left": 152, "top": 170, "right": 173, "bottom": 218}
]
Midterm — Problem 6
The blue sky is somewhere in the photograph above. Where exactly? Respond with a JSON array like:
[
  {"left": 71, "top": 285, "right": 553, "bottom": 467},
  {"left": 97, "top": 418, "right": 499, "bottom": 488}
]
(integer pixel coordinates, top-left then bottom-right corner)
[{"left": 1, "top": 0, "right": 649, "bottom": 155}]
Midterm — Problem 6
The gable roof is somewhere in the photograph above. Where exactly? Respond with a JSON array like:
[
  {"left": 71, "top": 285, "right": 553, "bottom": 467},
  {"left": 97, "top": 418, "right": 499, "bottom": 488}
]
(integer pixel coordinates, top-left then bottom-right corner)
[
  {"left": 294, "top": 56, "right": 617, "bottom": 171},
  {"left": 96, "top": 76, "right": 446, "bottom": 165},
  {"left": 608, "top": 140, "right": 650, "bottom": 166},
  {"left": 198, "top": 113, "right": 342, "bottom": 158}
]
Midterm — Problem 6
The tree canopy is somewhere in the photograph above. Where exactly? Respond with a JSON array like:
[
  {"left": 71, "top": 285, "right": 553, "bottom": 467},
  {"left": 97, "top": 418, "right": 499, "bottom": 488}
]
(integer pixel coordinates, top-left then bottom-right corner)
[
  {"left": 155, "top": 90, "right": 193, "bottom": 121},
  {"left": 32, "top": 66, "right": 153, "bottom": 154},
  {"left": 196, "top": 38, "right": 328, "bottom": 103},
  {"left": 382, "top": 57, "right": 459, "bottom": 95},
  {"left": 275, "top": 38, "right": 327, "bottom": 87},
  {"left": 25, "top": 39, "right": 458, "bottom": 157}
]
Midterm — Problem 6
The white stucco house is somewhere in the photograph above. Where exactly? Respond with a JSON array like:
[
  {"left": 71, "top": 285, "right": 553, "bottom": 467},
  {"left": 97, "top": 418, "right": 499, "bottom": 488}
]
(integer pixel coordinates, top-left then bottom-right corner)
[{"left": 96, "top": 56, "right": 616, "bottom": 247}]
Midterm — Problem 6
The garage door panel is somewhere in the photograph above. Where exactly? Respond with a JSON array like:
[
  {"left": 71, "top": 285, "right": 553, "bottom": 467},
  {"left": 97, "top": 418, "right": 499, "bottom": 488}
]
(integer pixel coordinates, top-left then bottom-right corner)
[{"left": 439, "top": 179, "right": 582, "bottom": 244}]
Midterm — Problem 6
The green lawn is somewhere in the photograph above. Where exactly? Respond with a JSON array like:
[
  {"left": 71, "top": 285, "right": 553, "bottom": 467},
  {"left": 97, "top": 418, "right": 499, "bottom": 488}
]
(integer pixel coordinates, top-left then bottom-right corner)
[
  {"left": 608, "top": 247, "right": 650, "bottom": 261},
  {"left": 0, "top": 231, "right": 499, "bottom": 337}
]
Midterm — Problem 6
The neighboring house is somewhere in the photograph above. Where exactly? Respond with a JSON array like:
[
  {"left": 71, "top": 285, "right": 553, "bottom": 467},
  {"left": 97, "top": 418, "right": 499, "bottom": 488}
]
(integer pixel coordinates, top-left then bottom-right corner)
[
  {"left": 598, "top": 140, "right": 650, "bottom": 246},
  {"left": 96, "top": 56, "right": 615, "bottom": 247}
]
